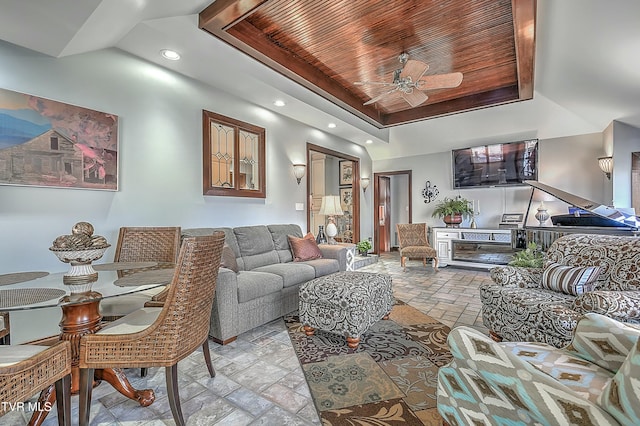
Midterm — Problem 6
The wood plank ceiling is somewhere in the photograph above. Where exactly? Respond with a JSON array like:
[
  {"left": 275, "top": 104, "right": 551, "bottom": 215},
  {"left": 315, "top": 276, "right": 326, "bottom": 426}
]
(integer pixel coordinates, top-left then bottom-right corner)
[{"left": 199, "top": 0, "right": 536, "bottom": 128}]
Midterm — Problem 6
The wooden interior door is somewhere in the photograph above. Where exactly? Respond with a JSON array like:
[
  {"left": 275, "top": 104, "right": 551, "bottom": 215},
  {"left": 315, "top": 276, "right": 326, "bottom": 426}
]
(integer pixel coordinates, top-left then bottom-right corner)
[{"left": 378, "top": 176, "right": 391, "bottom": 252}]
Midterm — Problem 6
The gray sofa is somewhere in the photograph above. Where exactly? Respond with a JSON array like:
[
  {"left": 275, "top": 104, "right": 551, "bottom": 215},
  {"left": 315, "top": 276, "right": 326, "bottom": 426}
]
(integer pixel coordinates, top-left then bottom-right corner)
[{"left": 183, "top": 224, "right": 347, "bottom": 344}]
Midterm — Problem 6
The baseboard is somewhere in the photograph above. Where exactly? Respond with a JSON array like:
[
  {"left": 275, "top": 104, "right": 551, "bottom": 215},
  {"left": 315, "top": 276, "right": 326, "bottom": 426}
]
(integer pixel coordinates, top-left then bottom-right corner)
[{"left": 210, "top": 335, "right": 237, "bottom": 345}]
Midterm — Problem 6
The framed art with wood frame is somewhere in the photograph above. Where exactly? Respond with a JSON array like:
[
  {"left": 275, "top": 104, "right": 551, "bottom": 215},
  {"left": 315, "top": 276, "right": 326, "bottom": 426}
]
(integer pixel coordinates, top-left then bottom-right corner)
[
  {"left": 339, "top": 187, "right": 353, "bottom": 211},
  {"left": 339, "top": 160, "right": 353, "bottom": 185}
]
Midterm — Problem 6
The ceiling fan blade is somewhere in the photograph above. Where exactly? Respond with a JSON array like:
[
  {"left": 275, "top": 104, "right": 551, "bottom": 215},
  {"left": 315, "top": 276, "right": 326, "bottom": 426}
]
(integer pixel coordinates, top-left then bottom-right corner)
[
  {"left": 354, "top": 81, "right": 395, "bottom": 86},
  {"left": 399, "top": 59, "right": 429, "bottom": 81},
  {"left": 363, "top": 87, "right": 399, "bottom": 105},
  {"left": 417, "top": 72, "right": 464, "bottom": 90},
  {"left": 402, "top": 90, "right": 429, "bottom": 108}
]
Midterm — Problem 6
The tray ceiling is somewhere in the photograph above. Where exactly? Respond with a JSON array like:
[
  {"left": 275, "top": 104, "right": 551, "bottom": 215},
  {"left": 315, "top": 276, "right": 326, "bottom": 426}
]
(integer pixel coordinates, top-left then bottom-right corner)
[{"left": 199, "top": 0, "right": 536, "bottom": 128}]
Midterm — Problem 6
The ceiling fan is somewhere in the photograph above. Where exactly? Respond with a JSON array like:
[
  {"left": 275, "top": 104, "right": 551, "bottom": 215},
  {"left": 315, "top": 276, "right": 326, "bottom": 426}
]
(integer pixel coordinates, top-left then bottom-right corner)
[{"left": 355, "top": 53, "right": 463, "bottom": 107}]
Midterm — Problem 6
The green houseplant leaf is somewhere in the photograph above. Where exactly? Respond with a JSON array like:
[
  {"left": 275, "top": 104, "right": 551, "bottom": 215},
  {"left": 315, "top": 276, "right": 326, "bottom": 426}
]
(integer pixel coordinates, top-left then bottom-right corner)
[
  {"left": 356, "top": 240, "right": 372, "bottom": 253},
  {"left": 431, "top": 196, "right": 474, "bottom": 220},
  {"left": 508, "top": 242, "right": 545, "bottom": 268}
]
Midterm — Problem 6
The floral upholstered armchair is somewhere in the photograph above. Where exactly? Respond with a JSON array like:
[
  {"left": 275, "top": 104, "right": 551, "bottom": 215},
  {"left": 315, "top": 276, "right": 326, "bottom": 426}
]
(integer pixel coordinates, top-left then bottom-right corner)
[
  {"left": 481, "top": 234, "right": 640, "bottom": 348},
  {"left": 437, "top": 313, "right": 640, "bottom": 425}
]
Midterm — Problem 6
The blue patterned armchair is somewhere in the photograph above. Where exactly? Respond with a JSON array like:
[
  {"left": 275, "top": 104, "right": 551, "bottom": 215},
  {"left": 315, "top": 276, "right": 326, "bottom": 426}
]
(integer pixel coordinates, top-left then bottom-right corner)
[
  {"left": 437, "top": 313, "right": 640, "bottom": 425},
  {"left": 481, "top": 234, "right": 640, "bottom": 348}
]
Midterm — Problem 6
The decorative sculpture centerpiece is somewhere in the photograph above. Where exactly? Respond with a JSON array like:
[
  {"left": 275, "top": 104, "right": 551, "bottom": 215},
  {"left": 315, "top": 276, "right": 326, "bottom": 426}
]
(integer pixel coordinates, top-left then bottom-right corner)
[
  {"left": 535, "top": 202, "right": 550, "bottom": 226},
  {"left": 50, "top": 222, "right": 110, "bottom": 291}
]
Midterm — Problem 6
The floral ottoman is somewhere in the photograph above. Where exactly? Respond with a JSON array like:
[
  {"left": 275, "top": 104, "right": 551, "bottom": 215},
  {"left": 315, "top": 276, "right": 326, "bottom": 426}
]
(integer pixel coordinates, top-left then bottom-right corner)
[{"left": 299, "top": 271, "right": 393, "bottom": 348}]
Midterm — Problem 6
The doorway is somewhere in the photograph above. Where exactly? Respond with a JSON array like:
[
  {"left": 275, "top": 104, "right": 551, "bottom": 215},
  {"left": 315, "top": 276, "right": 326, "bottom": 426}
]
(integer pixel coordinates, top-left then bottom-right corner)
[
  {"left": 306, "top": 143, "right": 360, "bottom": 244},
  {"left": 373, "top": 170, "right": 412, "bottom": 254}
]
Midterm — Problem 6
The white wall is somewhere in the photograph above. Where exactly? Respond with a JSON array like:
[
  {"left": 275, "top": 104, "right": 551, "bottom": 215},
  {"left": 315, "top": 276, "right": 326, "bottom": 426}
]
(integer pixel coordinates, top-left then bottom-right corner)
[
  {"left": 373, "top": 132, "right": 606, "bottom": 229},
  {"left": 0, "top": 40, "right": 372, "bottom": 274},
  {"left": 390, "top": 174, "right": 409, "bottom": 246},
  {"left": 602, "top": 122, "right": 615, "bottom": 205}
]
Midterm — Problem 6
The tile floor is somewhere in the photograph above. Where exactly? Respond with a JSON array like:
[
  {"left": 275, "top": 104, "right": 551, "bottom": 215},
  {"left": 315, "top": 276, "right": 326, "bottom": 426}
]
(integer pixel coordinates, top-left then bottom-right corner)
[{"left": 8, "top": 252, "right": 491, "bottom": 425}]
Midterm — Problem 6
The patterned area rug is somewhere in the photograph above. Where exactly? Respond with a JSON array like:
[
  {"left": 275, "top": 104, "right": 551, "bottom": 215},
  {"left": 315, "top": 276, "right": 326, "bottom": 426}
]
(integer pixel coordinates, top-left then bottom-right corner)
[{"left": 285, "top": 300, "right": 452, "bottom": 425}]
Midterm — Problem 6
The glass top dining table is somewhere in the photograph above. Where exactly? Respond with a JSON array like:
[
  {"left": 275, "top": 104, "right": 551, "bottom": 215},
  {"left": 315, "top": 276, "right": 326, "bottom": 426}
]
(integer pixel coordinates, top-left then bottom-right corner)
[
  {"left": 0, "top": 262, "right": 175, "bottom": 426},
  {"left": 0, "top": 262, "right": 175, "bottom": 311}
]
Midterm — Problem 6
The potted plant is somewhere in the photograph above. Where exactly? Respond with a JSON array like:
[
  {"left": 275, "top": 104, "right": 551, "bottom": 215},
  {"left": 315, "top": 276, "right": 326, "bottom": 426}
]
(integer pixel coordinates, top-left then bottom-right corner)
[
  {"left": 431, "top": 196, "right": 474, "bottom": 227},
  {"left": 356, "top": 240, "right": 372, "bottom": 256},
  {"left": 508, "top": 242, "right": 545, "bottom": 268}
]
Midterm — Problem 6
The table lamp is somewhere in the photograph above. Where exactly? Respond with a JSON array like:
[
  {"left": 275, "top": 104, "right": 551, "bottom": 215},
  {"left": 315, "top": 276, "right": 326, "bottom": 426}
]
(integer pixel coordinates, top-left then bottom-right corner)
[{"left": 318, "top": 195, "right": 344, "bottom": 244}]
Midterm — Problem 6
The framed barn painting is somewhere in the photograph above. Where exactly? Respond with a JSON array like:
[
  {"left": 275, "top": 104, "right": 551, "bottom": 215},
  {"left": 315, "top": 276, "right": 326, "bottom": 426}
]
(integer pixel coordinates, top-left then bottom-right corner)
[{"left": 0, "top": 88, "right": 118, "bottom": 190}]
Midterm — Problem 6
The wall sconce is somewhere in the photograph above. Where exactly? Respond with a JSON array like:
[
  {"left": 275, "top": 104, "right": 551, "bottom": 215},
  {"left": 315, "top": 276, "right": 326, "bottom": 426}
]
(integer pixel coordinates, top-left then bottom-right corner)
[
  {"left": 292, "top": 164, "right": 306, "bottom": 185},
  {"left": 598, "top": 156, "right": 613, "bottom": 180},
  {"left": 361, "top": 177, "right": 370, "bottom": 193}
]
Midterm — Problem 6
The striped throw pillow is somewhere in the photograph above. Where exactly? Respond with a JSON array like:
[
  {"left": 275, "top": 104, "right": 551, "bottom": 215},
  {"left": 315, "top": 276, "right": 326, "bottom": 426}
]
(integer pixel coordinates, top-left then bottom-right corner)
[{"left": 541, "top": 263, "right": 601, "bottom": 296}]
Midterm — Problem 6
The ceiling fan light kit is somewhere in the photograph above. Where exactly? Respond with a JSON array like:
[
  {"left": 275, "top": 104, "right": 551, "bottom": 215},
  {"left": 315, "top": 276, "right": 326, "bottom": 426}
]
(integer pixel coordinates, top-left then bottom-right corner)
[{"left": 356, "top": 53, "right": 463, "bottom": 108}]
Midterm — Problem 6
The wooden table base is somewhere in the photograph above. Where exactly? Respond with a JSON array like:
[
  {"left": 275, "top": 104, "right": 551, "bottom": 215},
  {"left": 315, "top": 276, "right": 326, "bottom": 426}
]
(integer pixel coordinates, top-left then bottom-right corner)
[{"left": 29, "top": 294, "right": 154, "bottom": 426}]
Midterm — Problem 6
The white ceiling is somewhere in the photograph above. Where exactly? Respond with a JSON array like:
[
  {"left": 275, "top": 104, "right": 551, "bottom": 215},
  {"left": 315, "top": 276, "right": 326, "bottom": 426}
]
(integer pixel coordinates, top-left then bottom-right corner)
[{"left": 1, "top": 0, "right": 639, "bottom": 161}]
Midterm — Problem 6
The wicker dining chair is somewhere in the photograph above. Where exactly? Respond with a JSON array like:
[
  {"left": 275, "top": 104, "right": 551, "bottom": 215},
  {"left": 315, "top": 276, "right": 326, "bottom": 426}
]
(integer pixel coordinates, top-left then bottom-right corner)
[
  {"left": 78, "top": 232, "right": 225, "bottom": 426},
  {"left": 100, "top": 226, "right": 181, "bottom": 321},
  {"left": 0, "top": 341, "right": 72, "bottom": 426}
]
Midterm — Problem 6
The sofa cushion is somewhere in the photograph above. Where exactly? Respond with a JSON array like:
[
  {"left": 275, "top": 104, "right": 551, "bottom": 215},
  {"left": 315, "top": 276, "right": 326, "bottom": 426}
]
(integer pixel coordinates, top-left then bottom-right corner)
[
  {"left": 183, "top": 227, "right": 243, "bottom": 270},
  {"left": 100, "top": 287, "right": 165, "bottom": 318},
  {"left": 236, "top": 271, "right": 283, "bottom": 303},
  {"left": 98, "top": 307, "right": 161, "bottom": 335},
  {"left": 302, "top": 258, "right": 340, "bottom": 277},
  {"left": 253, "top": 263, "right": 316, "bottom": 288},
  {"left": 234, "top": 225, "right": 280, "bottom": 270},
  {"left": 501, "top": 341, "right": 615, "bottom": 404},
  {"left": 480, "top": 282, "right": 580, "bottom": 344},
  {"left": 268, "top": 224, "right": 303, "bottom": 262},
  {"left": 546, "top": 234, "right": 640, "bottom": 291},
  {"left": 542, "top": 263, "right": 602, "bottom": 296},
  {"left": 597, "top": 338, "right": 640, "bottom": 425},
  {"left": 288, "top": 233, "right": 322, "bottom": 261}
]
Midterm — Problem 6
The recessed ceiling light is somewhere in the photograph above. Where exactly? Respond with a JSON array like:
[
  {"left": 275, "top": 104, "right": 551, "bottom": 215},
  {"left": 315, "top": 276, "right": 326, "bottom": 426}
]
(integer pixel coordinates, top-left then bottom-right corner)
[
  {"left": 160, "top": 49, "right": 181, "bottom": 61},
  {"left": 328, "top": 123, "right": 337, "bottom": 128},
  {"left": 365, "top": 139, "right": 373, "bottom": 144},
  {"left": 273, "top": 100, "right": 286, "bottom": 107}
]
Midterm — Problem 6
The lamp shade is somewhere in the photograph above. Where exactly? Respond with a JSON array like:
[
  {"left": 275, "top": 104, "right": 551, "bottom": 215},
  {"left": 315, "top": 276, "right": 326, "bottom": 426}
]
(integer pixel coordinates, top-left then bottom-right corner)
[
  {"left": 318, "top": 195, "right": 344, "bottom": 216},
  {"left": 598, "top": 156, "right": 613, "bottom": 179}
]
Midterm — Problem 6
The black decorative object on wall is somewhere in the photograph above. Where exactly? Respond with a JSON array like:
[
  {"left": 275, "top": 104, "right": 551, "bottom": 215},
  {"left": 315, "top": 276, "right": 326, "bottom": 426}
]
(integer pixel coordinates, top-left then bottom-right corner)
[{"left": 422, "top": 181, "right": 439, "bottom": 203}]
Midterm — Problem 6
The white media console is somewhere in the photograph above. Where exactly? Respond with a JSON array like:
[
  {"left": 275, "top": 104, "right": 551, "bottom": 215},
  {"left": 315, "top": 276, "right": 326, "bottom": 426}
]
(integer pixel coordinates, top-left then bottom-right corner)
[{"left": 432, "top": 227, "right": 516, "bottom": 269}]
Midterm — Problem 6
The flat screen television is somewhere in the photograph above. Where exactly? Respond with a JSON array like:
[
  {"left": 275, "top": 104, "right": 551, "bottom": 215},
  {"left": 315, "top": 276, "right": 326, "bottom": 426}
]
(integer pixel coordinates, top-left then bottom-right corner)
[{"left": 452, "top": 139, "right": 538, "bottom": 188}]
